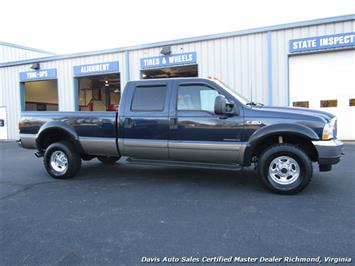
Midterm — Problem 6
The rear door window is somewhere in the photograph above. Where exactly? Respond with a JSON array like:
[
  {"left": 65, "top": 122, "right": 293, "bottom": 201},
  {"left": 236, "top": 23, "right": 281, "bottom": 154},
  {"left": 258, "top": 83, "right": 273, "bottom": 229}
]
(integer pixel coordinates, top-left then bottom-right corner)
[{"left": 131, "top": 85, "right": 167, "bottom": 111}]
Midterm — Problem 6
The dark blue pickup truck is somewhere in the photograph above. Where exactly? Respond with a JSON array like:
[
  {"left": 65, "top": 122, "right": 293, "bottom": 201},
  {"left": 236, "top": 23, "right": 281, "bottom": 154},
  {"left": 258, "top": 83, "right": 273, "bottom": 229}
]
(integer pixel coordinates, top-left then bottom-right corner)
[{"left": 19, "top": 78, "right": 343, "bottom": 194}]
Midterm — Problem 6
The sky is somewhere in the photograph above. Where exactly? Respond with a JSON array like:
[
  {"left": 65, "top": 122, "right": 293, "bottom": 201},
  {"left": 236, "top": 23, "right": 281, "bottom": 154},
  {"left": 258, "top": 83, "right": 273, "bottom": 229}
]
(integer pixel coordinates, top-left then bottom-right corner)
[{"left": 0, "top": 0, "right": 354, "bottom": 54}]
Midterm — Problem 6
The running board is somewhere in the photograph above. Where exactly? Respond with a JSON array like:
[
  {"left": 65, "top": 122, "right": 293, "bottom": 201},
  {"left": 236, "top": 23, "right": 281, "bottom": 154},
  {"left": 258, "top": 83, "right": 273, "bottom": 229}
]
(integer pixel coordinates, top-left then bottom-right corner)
[
  {"left": 34, "top": 151, "right": 44, "bottom": 158},
  {"left": 125, "top": 158, "right": 243, "bottom": 171}
]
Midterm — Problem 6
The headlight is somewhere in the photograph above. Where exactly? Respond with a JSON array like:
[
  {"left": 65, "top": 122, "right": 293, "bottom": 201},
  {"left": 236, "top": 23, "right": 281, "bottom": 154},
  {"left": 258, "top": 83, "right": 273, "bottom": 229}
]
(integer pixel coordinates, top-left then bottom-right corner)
[{"left": 322, "top": 117, "right": 337, "bottom": 140}]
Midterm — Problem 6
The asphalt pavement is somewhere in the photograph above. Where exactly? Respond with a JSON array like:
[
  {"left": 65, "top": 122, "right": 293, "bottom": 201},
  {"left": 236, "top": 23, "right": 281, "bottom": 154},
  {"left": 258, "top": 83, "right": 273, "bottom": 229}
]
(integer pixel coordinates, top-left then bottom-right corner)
[{"left": 0, "top": 141, "right": 354, "bottom": 265}]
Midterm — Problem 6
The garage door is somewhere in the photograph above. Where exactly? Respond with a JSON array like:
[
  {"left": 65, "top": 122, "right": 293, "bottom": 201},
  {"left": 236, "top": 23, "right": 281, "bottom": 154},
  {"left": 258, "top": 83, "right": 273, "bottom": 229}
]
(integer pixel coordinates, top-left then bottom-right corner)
[
  {"left": 0, "top": 107, "right": 8, "bottom": 140},
  {"left": 289, "top": 50, "right": 355, "bottom": 140}
]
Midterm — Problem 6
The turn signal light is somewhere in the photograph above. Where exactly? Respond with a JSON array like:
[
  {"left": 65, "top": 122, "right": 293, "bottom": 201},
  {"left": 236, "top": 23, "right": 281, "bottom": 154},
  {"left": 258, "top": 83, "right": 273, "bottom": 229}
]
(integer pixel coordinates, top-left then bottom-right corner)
[{"left": 322, "top": 132, "right": 329, "bottom": 140}]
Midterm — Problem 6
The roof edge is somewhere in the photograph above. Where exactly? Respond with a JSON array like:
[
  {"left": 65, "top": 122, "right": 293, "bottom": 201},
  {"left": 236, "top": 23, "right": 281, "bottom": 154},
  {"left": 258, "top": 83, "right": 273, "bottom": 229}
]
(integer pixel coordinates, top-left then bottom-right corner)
[
  {"left": 0, "top": 41, "right": 57, "bottom": 55},
  {"left": 1, "top": 14, "right": 354, "bottom": 68}
]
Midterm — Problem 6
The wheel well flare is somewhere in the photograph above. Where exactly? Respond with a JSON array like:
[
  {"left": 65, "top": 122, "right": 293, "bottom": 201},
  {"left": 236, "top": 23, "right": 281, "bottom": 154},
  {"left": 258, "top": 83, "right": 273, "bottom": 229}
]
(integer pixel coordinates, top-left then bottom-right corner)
[
  {"left": 37, "top": 128, "right": 76, "bottom": 151},
  {"left": 252, "top": 134, "right": 318, "bottom": 162}
]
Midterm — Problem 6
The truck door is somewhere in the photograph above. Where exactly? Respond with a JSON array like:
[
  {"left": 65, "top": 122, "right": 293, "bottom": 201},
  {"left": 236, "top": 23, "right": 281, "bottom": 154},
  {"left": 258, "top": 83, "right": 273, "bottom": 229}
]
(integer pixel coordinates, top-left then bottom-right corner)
[
  {"left": 120, "top": 80, "right": 171, "bottom": 159},
  {"left": 168, "top": 80, "right": 245, "bottom": 164}
]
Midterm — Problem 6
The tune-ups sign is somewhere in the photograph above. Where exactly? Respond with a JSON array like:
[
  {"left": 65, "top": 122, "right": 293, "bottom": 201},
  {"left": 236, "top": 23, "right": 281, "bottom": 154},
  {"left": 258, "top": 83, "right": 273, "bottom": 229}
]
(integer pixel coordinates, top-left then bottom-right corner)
[
  {"left": 289, "top": 32, "right": 355, "bottom": 53},
  {"left": 140, "top": 52, "right": 197, "bottom": 69},
  {"left": 19, "top": 69, "right": 57, "bottom": 82}
]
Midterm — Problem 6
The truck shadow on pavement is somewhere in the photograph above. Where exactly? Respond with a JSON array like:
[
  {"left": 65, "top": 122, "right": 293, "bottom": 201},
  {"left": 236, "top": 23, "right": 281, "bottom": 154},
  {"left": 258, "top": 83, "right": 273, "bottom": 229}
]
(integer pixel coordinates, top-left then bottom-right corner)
[
  {"left": 73, "top": 157, "right": 337, "bottom": 196},
  {"left": 76, "top": 158, "right": 265, "bottom": 193}
]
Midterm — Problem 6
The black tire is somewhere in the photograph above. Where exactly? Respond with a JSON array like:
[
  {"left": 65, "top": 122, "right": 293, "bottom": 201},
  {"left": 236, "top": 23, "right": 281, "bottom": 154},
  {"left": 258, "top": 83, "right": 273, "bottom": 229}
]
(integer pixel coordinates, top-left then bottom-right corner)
[
  {"left": 97, "top": 156, "right": 121, "bottom": 164},
  {"left": 43, "top": 141, "right": 82, "bottom": 179},
  {"left": 257, "top": 144, "right": 312, "bottom": 194}
]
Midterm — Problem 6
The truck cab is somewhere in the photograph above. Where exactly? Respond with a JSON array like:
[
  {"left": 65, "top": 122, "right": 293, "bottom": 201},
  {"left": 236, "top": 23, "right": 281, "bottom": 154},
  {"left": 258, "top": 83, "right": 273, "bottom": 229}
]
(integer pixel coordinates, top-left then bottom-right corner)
[{"left": 119, "top": 78, "right": 246, "bottom": 163}]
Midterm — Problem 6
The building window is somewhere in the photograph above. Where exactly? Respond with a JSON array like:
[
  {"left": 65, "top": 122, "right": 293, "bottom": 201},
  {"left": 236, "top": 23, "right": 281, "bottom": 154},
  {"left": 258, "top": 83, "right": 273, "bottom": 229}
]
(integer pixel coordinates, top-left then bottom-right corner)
[
  {"left": 131, "top": 85, "right": 167, "bottom": 111},
  {"left": 292, "top": 101, "right": 309, "bottom": 108},
  {"left": 320, "top": 100, "right": 337, "bottom": 108},
  {"left": 349, "top": 99, "right": 355, "bottom": 107}
]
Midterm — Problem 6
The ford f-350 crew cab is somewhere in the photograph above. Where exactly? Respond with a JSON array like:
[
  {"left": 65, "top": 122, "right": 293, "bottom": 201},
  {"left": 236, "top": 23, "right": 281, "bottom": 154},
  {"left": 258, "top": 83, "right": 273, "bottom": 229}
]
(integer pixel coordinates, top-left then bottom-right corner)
[{"left": 19, "top": 78, "right": 344, "bottom": 194}]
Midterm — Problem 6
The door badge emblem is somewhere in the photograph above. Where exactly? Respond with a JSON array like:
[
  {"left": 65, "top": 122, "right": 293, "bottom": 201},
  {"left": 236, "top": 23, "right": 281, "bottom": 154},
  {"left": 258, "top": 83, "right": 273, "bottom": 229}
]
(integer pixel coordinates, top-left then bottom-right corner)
[{"left": 245, "top": 120, "right": 262, "bottom": 125}]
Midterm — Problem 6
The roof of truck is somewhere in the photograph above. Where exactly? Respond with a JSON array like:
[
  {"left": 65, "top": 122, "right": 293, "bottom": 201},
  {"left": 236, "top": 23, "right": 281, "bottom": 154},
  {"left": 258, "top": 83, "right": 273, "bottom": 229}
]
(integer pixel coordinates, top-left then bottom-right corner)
[{"left": 128, "top": 77, "right": 211, "bottom": 82}]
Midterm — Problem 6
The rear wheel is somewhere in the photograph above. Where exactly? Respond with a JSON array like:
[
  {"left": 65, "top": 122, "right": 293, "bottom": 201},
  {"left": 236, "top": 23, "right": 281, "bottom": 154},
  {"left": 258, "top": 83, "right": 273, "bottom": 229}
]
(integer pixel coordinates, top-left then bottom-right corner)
[
  {"left": 257, "top": 144, "right": 312, "bottom": 194},
  {"left": 43, "top": 141, "right": 81, "bottom": 179},
  {"left": 97, "top": 156, "right": 121, "bottom": 164}
]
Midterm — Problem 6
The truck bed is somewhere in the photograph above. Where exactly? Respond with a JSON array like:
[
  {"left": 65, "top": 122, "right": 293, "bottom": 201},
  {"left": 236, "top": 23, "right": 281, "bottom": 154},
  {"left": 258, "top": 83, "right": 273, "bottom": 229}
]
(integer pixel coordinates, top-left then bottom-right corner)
[
  {"left": 19, "top": 111, "right": 119, "bottom": 156},
  {"left": 20, "top": 111, "right": 117, "bottom": 138}
]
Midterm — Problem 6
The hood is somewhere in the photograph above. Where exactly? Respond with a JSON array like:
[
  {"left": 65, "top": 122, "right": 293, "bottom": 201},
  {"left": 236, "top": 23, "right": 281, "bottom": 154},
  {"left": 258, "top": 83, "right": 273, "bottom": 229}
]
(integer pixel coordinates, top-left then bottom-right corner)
[{"left": 253, "top": 106, "right": 334, "bottom": 122}]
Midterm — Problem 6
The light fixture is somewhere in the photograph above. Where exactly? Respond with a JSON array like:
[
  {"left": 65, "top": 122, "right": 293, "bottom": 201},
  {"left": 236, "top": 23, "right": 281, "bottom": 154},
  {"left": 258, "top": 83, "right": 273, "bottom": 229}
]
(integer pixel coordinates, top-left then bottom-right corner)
[
  {"left": 160, "top": 46, "right": 171, "bottom": 55},
  {"left": 31, "top": 63, "right": 40, "bottom": 70}
]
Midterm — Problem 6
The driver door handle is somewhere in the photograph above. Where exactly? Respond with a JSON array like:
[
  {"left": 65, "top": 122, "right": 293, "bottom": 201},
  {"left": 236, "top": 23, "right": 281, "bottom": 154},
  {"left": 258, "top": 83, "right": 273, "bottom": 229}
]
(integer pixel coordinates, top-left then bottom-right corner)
[
  {"left": 124, "top": 118, "right": 133, "bottom": 128},
  {"left": 170, "top": 117, "right": 178, "bottom": 129}
]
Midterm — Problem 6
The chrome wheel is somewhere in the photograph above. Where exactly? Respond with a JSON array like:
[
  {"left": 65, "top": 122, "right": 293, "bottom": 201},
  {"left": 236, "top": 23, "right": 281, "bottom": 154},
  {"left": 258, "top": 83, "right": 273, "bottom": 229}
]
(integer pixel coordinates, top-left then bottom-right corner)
[
  {"left": 50, "top": 151, "right": 68, "bottom": 173},
  {"left": 269, "top": 156, "right": 300, "bottom": 185}
]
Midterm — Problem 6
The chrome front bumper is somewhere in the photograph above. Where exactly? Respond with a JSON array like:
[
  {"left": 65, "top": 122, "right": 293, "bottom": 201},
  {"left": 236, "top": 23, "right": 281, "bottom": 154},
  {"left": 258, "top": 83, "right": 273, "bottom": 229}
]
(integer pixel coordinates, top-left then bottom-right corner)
[{"left": 312, "top": 139, "right": 344, "bottom": 165}]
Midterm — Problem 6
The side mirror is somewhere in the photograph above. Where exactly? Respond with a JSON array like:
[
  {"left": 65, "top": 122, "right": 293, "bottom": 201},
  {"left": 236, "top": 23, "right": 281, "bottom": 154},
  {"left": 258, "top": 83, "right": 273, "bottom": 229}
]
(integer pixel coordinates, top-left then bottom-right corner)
[{"left": 214, "top": 95, "right": 236, "bottom": 115}]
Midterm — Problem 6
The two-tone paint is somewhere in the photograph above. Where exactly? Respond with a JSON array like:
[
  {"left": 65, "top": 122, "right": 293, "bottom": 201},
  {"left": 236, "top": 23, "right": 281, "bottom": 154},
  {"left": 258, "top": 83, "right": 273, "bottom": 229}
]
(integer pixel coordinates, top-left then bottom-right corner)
[
  {"left": 20, "top": 111, "right": 118, "bottom": 156},
  {"left": 19, "top": 78, "right": 342, "bottom": 167}
]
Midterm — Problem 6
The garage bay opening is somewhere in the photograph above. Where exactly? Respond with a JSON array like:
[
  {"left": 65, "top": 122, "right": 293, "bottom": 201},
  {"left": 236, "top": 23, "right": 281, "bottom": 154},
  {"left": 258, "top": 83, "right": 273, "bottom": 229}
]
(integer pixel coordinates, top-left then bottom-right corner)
[
  {"left": 23, "top": 80, "right": 58, "bottom": 111},
  {"left": 141, "top": 64, "right": 198, "bottom": 79},
  {"left": 289, "top": 49, "right": 355, "bottom": 140},
  {"left": 77, "top": 73, "right": 121, "bottom": 112}
]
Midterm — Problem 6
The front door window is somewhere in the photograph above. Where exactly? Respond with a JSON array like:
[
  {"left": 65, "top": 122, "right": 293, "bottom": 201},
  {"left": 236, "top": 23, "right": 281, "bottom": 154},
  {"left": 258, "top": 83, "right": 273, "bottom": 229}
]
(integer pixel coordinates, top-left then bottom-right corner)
[{"left": 177, "top": 84, "right": 220, "bottom": 113}]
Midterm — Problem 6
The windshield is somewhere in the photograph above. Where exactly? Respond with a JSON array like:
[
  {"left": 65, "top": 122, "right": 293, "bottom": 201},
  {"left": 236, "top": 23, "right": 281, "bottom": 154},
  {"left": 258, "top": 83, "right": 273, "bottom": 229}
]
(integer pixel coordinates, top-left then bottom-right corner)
[{"left": 212, "top": 80, "right": 250, "bottom": 105}]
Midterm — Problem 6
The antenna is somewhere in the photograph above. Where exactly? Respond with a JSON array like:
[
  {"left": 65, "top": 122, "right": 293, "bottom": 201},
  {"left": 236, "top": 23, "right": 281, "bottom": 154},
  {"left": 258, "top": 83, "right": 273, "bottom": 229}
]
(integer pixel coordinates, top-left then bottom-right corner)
[{"left": 250, "top": 82, "right": 253, "bottom": 104}]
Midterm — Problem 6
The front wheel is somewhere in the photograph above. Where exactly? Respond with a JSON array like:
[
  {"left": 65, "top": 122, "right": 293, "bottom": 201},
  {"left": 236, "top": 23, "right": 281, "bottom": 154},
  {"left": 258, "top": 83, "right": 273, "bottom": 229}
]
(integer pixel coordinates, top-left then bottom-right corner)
[
  {"left": 43, "top": 141, "right": 82, "bottom": 179},
  {"left": 257, "top": 144, "right": 312, "bottom": 194}
]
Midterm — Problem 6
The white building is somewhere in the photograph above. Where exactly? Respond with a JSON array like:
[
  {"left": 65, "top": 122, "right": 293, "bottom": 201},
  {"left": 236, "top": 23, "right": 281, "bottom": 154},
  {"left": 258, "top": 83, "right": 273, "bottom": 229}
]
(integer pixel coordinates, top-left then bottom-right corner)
[{"left": 0, "top": 15, "right": 354, "bottom": 140}]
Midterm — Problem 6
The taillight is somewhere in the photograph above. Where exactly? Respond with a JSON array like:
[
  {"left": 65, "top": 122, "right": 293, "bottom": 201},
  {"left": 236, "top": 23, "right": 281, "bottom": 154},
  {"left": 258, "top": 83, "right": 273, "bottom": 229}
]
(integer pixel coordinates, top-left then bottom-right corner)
[{"left": 18, "top": 122, "right": 24, "bottom": 131}]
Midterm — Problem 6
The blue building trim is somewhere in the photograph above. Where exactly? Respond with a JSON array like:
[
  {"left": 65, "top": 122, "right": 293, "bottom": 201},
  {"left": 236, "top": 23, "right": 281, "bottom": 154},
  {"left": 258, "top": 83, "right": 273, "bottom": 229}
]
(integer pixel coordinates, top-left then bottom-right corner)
[
  {"left": 267, "top": 31, "right": 273, "bottom": 106},
  {"left": 0, "top": 41, "right": 56, "bottom": 55},
  {"left": 287, "top": 56, "right": 291, "bottom": 106},
  {"left": 125, "top": 50, "right": 130, "bottom": 83},
  {"left": 19, "top": 82, "right": 25, "bottom": 111},
  {"left": 73, "top": 78, "right": 79, "bottom": 111},
  {"left": 1, "top": 14, "right": 354, "bottom": 68}
]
